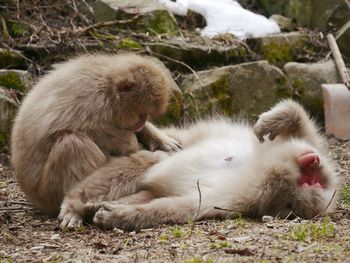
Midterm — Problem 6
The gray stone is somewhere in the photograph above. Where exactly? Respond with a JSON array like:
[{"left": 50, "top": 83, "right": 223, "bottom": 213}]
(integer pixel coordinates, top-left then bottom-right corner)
[
  {"left": 180, "top": 60, "right": 292, "bottom": 121},
  {"left": 89, "top": 0, "right": 179, "bottom": 35},
  {"left": 146, "top": 37, "right": 248, "bottom": 71},
  {"left": 262, "top": 215, "right": 274, "bottom": 223},
  {"left": 0, "top": 48, "right": 25, "bottom": 69},
  {"left": 283, "top": 60, "right": 341, "bottom": 119},
  {"left": 259, "top": 0, "right": 350, "bottom": 31},
  {"left": 336, "top": 20, "right": 350, "bottom": 63},
  {"left": 270, "top": 14, "right": 294, "bottom": 31}
]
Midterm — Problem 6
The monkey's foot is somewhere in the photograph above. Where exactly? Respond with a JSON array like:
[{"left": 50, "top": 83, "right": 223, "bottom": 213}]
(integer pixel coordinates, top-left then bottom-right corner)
[
  {"left": 253, "top": 100, "right": 301, "bottom": 142},
  {"left": 58, "top": 211, "right": 83, "bottom": 229}
]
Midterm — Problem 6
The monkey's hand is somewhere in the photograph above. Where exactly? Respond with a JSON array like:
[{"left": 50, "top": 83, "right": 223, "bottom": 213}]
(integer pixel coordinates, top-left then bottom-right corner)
[
  {"left": 137, "top": 122, "right": 182, "bottom": 152},
  {"left": 253, "top": 100, "right": 302, "bottom": 143},
  {"left": 85, "top": 202, "right": 138, "bottom": 231},
  {"left": 58, "top": 208, "right": 83, "bottom": 229}
]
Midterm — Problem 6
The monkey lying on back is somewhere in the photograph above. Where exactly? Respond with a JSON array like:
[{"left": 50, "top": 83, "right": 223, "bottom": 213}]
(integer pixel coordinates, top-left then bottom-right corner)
[
  {"left": 11, "top": 53, "right": 180, "bottom": 216},
  {"left": 59, "top": 100, "right": 339, "bottom": 230}
]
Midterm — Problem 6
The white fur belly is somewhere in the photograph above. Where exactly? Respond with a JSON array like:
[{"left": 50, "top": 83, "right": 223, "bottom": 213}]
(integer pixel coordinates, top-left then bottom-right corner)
[{"left": 143, "top": 133, "right": 256, "bottom": 195}]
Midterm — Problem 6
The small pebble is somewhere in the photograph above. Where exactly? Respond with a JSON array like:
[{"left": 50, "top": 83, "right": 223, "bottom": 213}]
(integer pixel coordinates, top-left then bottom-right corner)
[{"left": 262, "top": 215, "right": 273, "bottom": 223}]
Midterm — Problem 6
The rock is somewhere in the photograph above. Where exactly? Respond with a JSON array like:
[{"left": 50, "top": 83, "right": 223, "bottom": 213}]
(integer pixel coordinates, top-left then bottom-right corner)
[
  {"left": 89, "top": 0, "right": 179, "bottom": 35},
  {"left": 336, "top": 21, "right": 350, "bottom": 63},
  {"left": 259, "top": 0, "right": 350, "bottom": 31},
  {"left": 0, "top": 70, "right": 32, "bottom": 148},
  {"left": 262, "top": 215, "right": 274, "bottom": 223},
  {"left": 0, "top": 69, "right": 33, "bottom": 92},
  {"left": 283, "top": 60, "right": 341, "bottom": 119},
  {"left": 247, "top": 32, "right": 310, "bottom": 67},
  {"left": 0, "top": 48, "right": 25, "bottom": 69},
  {"left": 270, "top": 14, "right": 294, "bottom": 31},
  {"left": 180, "top": 60, "right": 292, "bottom": 121},
  {"left": 0, "top": 86, "right": 18, "bottom": 148},
  {"left": 146, "top": 37, "right": 249, "bottom": 72}
]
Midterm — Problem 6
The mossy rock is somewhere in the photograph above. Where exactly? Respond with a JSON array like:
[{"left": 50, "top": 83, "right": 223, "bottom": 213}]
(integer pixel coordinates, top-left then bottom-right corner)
[
  {"left": 181, "top": 61, "right": 293, "bottom": 121},
  {"left": 0, "top": 48, "right": 25, "bottom": 69},
  {"left": 248, "top": 32, "right": 309, "bottom": 68},
  {"left": 155, "top": 88, "right": 184, "bottom": 126},
  {"left": 259, "top": 0, "right": 350, "bottom": 31},
  {"left": 146, "top": 39, "right": 249, "bottom": 72},
  {"left": 89, "top": 0, "right": 179, "bottom": 35},
  {"left": 283, "top": 60, "right": 341, "bottom": 120},
  {"left": 0, "top": 86, "right": 18, "bottom": 148},
  {"left": 0, "top": 69, "right": 32, "bottom": 92}
]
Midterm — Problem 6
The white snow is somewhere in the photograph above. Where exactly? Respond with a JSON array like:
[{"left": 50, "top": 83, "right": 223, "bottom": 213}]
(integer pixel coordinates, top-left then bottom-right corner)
[{"left": 159, "top": 0, "right": 280, "bottom": 39}]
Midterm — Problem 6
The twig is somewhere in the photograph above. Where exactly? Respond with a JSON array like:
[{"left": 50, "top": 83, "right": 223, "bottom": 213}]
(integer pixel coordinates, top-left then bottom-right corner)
[
  {"left": 312, "top": 190, "right": 337, "bottom": 220},
  {"left": 73, "top": 15, "right": 141, "bottom": 35},
  {"left": 189, "top": 179, "right": 202, "bottom": 237},
  {"left": 213, "top": 206, "right": 235, "bottom": 212},
  {"left": 327, "top": 34, "right": 350, "bottom": 89}
]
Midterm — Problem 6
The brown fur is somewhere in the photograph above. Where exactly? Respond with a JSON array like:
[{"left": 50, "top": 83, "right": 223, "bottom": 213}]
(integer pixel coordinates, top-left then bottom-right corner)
[
  {"left": 11, "top": 53, "right": 179, "bottom": 216},
  {"left": 59, "top": 100, "right": 339, "bottom": 230}
]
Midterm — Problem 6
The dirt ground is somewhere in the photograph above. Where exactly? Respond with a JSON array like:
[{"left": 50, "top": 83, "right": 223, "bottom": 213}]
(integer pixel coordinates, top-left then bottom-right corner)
[{"left": 1, "top": 136, "right": 350, "bottom": 263}]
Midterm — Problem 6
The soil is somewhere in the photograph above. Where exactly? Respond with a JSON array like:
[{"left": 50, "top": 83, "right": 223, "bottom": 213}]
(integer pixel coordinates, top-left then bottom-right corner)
[{"left": 1, "top": 137, "right": 349, "bottom": 263}]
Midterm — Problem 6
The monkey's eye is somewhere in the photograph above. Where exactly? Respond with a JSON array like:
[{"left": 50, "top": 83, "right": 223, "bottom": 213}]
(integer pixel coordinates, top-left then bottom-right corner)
[{"left": 118, "top": 81, "right": 134, "bottom": 92}]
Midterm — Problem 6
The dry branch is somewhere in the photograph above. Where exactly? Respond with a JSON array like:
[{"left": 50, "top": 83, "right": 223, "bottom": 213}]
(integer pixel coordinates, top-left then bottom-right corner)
[{"left": 327, "top": 34, "right": 350, "bottom": 89}]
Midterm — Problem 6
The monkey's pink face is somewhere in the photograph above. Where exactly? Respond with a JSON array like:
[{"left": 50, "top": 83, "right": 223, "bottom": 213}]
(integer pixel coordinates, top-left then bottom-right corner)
[{"left": 297, "top": 151, "right": 323, "bottom": 189}]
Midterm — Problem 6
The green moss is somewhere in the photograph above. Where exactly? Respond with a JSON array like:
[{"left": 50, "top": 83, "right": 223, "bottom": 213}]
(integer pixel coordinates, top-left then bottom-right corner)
[
  {"left": 210, "top": 241, "right": 231, "bottom": 249},
  {"left": 0, "top": 49, "right": 24, "bottom": 69},
  {"left": 185, "top": 257, "right": 214, "bottom": 263},
  {"left": 118, "top": 38, "right": 142, "bottom": 49},
  {"left": 210, "top": 76, "right": 233, "bottom": 116},
  {"left": 0, "top": 72, "right": 25, "bottom": 92},
  {"left": 340, "top": 182, "right": 350, "bottom": 208},
  {"left": 262, "top": 43, "right": 293, "bottom": 67},
  {"left": 155, "top": 89, "right": 184, "bottom": 126},
  {"left": 169, "top": 226, "right": 186, "bottom": 238},
  {"left": 145, "top": 10, "right": 179, "bottom": 35},
  {"left": 7, "top": 20, "right": 30, "bottom": 37},
  {"left": 0, "top": 132, "right": 9, "bottom": 149}
]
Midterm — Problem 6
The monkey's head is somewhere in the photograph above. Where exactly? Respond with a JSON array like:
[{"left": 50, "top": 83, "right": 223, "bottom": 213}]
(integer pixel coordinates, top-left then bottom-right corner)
[
  {"left": 106, "top": 59, "right": 170, "bottom": 132},
  {"left": 251, "top": 140, "right": 339, "bottom": 219}
]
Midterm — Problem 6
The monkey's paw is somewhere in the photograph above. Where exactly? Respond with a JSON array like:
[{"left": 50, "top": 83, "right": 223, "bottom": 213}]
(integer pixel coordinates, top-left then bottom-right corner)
[
  {"left": 88, "top": 202, "right": 138, "bottom": 230},
  {"left": 58, "top": 210, "right": 83, "bottom": 229},
  {"left": 253, "top": 102, "right": 301, "bottom": 143},
  {"left": 148, "top": 133, "right": 182, "bottom": 152}
]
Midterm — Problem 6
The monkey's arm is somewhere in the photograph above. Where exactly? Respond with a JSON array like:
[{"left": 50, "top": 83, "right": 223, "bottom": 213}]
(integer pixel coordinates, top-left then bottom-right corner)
[
  {"left": 253, "top": 99, "right": 325, "bottom": 149},
  {"left": 137, "top": 122, "right": 182, "bottom": 151},
  {"left": 88, "top": 192, "right": 232, "bottom": 231},
  {"left": 86, "top": 126, "right": 140, "bottom": 156}
]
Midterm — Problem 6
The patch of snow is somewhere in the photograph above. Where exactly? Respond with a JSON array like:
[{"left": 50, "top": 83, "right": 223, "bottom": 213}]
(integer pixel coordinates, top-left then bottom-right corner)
[{"left": 159, "top": 0, "right": 280, "bottom": 39}]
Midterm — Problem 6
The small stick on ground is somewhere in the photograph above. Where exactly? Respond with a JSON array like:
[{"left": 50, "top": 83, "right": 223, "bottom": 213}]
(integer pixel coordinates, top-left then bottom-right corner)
[
  {"left": 189, "top": 179, "right": 202, "bottom": 237},
  {"left": 312, "top": 190, "right": 337, "bottom": 220},
  {"left": 327, "top": 34, "right": 350, "bottom": 88}
]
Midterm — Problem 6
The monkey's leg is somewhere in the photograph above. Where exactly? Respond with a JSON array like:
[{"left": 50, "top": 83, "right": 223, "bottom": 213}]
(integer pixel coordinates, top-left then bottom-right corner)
[
  {"left": 59, "top": 152, "right": 156, "bottom": 228},
  {"left": 40, "top": 132, "right": 107, "bottom": 216},
  {"left": 253, "top": 99, "right": 325, "bottom": 148},
  {"left": 137, "top": 122, "right": 182, "bottom": 151},
  {"left": 90, "top": 193, "right": 232, "bottom": 231}
]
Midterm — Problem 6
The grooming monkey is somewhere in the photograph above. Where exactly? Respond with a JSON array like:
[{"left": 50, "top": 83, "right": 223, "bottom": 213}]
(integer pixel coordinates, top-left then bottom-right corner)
[
  {"left": 11, "top": 53, "right": 180, "bottom": 216},
  {"left": 59, "top": 100, "right": 339, "bottom": 230}
]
